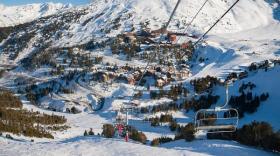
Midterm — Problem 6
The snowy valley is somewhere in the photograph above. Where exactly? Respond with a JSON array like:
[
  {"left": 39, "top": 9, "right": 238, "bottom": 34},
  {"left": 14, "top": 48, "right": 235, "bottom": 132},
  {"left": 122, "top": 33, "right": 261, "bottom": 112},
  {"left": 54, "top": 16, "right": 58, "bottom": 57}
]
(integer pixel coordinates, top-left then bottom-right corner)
[{"left": 0, "top": 0, "right": 280, "bottom": 155}]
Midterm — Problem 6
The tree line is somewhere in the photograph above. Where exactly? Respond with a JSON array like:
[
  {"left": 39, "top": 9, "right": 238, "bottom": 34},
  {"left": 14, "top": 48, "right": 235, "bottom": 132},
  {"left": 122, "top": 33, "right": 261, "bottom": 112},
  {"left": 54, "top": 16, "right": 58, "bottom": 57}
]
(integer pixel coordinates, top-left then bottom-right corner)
[
  {"left": 102, "top": 124, "right": 147, "bottom": 144},
  {"left": 207, "top": 121, "right": 280, "bottom": 153},
  {"left": 0, "top": 90, "right": 68, "bottom": 139},
  {"left": 190, "top": 76, "right": 222, "bottom": 94},
  {"left": 229, "top": 82, "right": 269, "bottom": 118},
  {"left": 151, "top": 123, "right": 195, "bottom": 146}
]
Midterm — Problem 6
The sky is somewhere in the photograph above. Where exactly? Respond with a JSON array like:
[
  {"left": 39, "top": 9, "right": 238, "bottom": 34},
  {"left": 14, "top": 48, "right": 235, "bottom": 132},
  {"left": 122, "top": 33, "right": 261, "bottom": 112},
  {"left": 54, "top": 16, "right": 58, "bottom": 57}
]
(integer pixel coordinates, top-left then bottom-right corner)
[{"left": 0, "top": 0, "right": 91, "bottom": 6}]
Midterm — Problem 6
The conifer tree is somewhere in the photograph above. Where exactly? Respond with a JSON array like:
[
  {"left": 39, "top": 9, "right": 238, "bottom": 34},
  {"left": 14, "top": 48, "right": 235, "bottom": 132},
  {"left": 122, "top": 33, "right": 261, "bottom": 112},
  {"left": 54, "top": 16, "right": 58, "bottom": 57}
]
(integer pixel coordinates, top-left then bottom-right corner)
[{"left": 84, "top": 130, "right": 88, "bottom": 136}]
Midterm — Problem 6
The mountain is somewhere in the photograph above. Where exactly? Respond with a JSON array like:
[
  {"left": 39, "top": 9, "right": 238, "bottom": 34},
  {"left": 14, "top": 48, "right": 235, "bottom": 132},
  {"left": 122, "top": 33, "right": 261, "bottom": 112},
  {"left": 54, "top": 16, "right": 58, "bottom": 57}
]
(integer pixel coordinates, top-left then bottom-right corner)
[
  {"left": 0, "top": 0, "right": 280, "bottom": 155},
  {"left": 0, "top": 3, "right": 72, "bottom": 27},
  {"left": 1, "top": 0, "right": 279, "bottom": 63}
]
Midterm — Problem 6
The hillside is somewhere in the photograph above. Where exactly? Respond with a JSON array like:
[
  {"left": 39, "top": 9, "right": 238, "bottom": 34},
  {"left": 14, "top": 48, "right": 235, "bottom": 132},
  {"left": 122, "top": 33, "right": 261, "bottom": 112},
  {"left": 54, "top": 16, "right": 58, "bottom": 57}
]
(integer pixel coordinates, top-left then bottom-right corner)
[
  {"left": 0, "top": 0, "right": 280, "bottom": 155},
  {"left": 0, "top": 3, "right": 72, "bottom": 27}
]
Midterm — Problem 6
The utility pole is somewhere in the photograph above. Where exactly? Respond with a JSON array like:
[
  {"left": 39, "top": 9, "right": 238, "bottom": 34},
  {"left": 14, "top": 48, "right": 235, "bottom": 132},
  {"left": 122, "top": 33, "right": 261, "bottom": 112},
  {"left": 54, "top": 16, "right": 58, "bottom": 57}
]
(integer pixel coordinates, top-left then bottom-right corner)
[
  {"left": 125, "top": 110, "right": 129, "bottom": 142},
  {"left": 122, "top": 107, "right": 132, "bottom": 142}
]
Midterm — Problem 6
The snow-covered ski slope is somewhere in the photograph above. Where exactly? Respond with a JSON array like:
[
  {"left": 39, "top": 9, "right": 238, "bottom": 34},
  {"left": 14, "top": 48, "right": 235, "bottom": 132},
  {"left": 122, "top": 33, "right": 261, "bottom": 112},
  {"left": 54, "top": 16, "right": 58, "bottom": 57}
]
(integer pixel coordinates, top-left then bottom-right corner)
[
  {"left": 123, "top": 0, "right": 277, "bottom": 33},
  {"left": 87, "top": 0, "right": 277, "bottom": 32},
  {"left": 0, "top": 137, "right": 277, "bottom": 156},
  {"left": 0, "top": 3, "right": 72, "bottom": 27},
  {"left": 0, "top": 0, "right": 278, "bottom": 33}
]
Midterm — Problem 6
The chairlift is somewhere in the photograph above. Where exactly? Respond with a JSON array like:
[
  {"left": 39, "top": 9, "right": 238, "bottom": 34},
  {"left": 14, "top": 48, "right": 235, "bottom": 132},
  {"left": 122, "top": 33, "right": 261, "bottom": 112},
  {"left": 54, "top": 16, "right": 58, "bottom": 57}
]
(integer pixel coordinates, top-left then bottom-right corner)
[
  {"left": 114, "top": 106, "right": 134, "bottom": 142},
  {"left": 194, "top": 84, "right": 239, "bottom": 133},
  {"left": 113, "top": 110, "right": 127, "bottom": 139}
]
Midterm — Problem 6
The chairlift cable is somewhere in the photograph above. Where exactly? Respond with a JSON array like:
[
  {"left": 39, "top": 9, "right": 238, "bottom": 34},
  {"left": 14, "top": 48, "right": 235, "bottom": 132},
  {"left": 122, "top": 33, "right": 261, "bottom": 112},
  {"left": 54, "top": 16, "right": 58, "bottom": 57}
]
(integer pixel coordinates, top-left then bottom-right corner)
[
  {"left": 124, "top": 0, "right": 182, "bottom": 126},
  {"left": 165, "top": 0, "right": 182, "bottom": 31},
  {"left": 166, "top": 0, "right": 241, "bottom": 133},
  {"left": 176, "top": 0, "right": 209, "bottom": 43},
  {"left": 122, "top": 0, "right": 241, "bottom": 134},
  {"left": 193, "top": 0, "right": 241, "bottom": 47},
  {"left": 169, "top": 0, "right": 210, "bottom": 74}
]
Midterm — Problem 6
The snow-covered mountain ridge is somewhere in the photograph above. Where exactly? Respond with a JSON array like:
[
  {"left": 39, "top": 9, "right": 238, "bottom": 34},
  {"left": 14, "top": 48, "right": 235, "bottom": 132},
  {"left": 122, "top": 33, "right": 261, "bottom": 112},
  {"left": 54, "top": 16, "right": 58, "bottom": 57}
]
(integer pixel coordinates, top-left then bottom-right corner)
[{"left": 0, "top": 3, "right": 72, "bottom": 27}]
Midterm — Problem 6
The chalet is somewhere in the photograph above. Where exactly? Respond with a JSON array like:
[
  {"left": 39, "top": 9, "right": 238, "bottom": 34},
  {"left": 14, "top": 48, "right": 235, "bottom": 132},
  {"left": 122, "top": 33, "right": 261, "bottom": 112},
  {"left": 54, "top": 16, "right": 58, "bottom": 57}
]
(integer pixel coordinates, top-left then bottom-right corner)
[
  {"left": 176, "top": 69, "right": 190, "bottom": 80},
  {"left": 101, "top": 73, "right": 109, "bottom": 82},
  {"left": 91, "top": 66, "right": 97, "bottom": 72},
  {"left": 155, "top": 72, "right": 168, "bottom": 87},
  {"left": 167, "top": 34, "right": 177, "bottom": 43},
  {"left": 181, "top": 42, "right": 189, "bottom": 49},
  {"left": 114, "top": 74, "right": 135, "bottom": 85},
  {"left": 92, "top": 71, "right": 109, "bottom": 82},
  {"left": 179, "top": 64, "right": 189, "bottom": 69},
  {"left": 168, "top": 66, "right": 175, "bottom": 72},
  {"left": 156, "top": 77, "right": 167, "bottom": 87},
  {"left": 159, "top": 66, "right": 169, "bottom": 74},
  {"left": 127, "top": 74, "right": 136, "bottom": 85},
  {"left": 151, "top": 28, "right": 168, "bottom": 36}
]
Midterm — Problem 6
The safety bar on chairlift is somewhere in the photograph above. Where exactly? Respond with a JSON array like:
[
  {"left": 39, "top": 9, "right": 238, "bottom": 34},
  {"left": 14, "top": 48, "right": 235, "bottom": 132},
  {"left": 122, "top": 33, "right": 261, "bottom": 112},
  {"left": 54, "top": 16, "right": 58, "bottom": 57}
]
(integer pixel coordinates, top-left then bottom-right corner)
[
  {"left": 195, "top": 119, "right": 239, "bottom": 133},
  {"left": 194, "top": 108, "right": 239, "bottom": 133}
]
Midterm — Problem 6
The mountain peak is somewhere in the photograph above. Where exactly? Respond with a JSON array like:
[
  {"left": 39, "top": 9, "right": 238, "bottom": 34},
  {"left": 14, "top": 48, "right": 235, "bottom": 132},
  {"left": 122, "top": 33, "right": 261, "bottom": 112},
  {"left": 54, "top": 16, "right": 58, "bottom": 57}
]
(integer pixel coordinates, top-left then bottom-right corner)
[{"left": 0, "top": 2, "right": 72, "bottom": 27}]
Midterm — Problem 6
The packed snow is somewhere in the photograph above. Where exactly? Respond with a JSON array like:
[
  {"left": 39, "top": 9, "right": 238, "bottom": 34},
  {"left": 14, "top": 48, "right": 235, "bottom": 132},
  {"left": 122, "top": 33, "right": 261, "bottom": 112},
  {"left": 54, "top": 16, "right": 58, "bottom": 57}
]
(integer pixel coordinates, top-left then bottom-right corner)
[{"left": 0, "top": 137, "right": 276, "bottom": 156}]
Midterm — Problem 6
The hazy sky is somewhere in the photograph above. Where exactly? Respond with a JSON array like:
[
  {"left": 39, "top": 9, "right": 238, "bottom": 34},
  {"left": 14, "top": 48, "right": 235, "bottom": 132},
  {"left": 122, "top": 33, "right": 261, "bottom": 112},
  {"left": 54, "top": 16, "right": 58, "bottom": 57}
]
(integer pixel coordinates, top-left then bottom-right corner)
[{"left": 0, "top": 0, "right": 90, "bottom": 6}]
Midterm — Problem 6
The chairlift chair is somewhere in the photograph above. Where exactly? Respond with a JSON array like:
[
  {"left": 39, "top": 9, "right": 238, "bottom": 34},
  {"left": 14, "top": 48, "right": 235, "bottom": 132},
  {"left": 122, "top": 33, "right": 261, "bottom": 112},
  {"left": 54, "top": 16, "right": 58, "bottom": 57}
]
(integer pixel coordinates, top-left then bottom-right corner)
[
  {"left": 194, "top": 84, "right": 239, "bottom": 133},
  {"left": 113, "top": 111, "right": 127, "bottom": 139}
]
